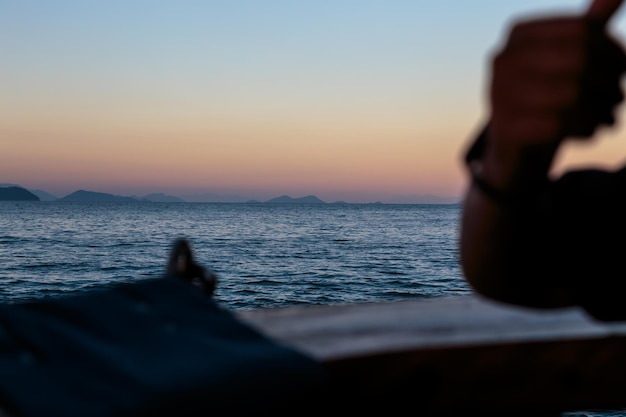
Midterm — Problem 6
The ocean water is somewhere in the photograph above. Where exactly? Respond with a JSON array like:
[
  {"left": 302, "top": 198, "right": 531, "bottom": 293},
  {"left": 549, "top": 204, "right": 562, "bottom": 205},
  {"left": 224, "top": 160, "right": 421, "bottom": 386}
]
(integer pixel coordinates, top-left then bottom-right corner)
[{"left": 0, "top": 201, "right": 469, "bottom": 308}]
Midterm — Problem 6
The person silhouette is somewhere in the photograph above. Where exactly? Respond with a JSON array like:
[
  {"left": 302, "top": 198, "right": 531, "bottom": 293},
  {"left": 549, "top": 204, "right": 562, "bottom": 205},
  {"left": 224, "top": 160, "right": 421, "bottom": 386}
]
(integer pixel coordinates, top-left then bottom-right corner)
[{"left": 459, "top": 0, "right": 626, "bottom": 321}]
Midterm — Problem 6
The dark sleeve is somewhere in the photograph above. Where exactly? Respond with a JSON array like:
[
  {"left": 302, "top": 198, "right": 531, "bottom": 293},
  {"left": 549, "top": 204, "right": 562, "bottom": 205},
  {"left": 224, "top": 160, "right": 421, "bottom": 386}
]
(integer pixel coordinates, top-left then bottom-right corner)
[{"left": 543, "top": 165, "right": 626, "bottom": 320}]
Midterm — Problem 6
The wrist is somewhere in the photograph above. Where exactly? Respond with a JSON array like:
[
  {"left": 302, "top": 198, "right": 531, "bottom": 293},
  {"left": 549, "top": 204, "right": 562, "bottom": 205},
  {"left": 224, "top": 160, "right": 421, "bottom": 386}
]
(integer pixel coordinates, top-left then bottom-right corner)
[
  {"left": 465, "top": 124, "right": 550, "bottom": 205},
  {"left": 468, "top": 158, "right": 546, "bottom": 205}
]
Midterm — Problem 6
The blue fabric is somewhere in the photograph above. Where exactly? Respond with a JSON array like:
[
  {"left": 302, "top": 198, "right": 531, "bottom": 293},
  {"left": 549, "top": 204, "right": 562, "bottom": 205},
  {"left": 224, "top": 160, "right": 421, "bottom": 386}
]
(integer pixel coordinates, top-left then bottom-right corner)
[{"left": 0, "top": 278, "right": 326, "bottom": 417}]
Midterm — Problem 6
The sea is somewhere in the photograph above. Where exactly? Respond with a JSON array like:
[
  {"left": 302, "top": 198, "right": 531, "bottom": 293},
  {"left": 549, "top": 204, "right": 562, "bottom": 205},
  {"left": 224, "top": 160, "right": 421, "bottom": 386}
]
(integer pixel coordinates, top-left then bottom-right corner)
[
  {"left": 0, "top": 201, "right": 469, "bottom": 307},
  {"left": 0, "top": 201, "right": 623, "bottom": 417}
]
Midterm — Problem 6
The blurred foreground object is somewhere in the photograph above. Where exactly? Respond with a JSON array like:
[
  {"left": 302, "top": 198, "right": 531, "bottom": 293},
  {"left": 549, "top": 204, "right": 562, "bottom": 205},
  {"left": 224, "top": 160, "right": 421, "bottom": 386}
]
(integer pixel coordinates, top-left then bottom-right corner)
[{"left": 0, "top": 238, "right": 324, "bottom": 417}]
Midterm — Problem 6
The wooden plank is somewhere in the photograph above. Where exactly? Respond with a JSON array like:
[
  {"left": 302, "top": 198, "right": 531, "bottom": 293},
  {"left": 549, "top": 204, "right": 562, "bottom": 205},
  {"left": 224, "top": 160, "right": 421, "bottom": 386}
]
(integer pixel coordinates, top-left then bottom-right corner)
[{"left": 237, "top": 295, "right": 626, "bottom": 415}]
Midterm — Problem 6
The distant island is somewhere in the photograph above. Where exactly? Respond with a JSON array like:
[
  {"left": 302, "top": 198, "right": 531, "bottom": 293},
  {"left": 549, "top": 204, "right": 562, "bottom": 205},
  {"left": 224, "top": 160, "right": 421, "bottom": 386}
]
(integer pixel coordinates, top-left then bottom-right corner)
[
  {"left": 140, "top": 193, "right": 186, "bottom": 203},
  {"left": 59, "top": 190, "right": 139, "bottom": 203},
  {"left": 0, "top": 186, "right": 39, "bottom": 201},
  {"left": 247, "top": 195, "right": 325, "bottom": 204},
  {"left": 0, "top": 186, "right": 186, "bottom": 203},
  {"left": 0, "top": 184, "right": 460, "bottom": 204}
]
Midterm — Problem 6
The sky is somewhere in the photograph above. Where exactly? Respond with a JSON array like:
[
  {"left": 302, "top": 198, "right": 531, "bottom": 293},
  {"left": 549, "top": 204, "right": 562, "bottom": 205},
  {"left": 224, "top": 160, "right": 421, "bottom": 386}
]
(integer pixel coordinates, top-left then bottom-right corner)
[{"left": 3, "top": 0, "right": 626, "bottom": 203}]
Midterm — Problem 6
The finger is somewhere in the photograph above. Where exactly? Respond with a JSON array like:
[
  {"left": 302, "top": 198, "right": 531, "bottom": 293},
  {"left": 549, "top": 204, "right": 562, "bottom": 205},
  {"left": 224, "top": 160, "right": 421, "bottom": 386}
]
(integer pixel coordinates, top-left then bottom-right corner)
[{"left": 587, "top": 0, "right": 624, "bottom": 25}]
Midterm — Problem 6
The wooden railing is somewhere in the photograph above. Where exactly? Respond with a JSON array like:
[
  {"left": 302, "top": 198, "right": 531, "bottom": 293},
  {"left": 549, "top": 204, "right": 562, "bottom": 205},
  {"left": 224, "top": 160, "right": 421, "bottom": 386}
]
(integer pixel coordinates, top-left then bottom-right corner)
[{"left": 238, "top": 295, "right": 626, "bottom": 416}]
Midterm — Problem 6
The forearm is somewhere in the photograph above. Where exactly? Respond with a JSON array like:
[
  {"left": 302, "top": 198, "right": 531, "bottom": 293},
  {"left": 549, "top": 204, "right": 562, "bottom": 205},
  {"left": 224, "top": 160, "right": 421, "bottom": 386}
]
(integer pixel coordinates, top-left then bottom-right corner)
[
  {"left": 460, "top": 126, "right": 575, "bottom": 308},
  {"left": 460, "top": 183, "right": 575, "bottom": 308}
]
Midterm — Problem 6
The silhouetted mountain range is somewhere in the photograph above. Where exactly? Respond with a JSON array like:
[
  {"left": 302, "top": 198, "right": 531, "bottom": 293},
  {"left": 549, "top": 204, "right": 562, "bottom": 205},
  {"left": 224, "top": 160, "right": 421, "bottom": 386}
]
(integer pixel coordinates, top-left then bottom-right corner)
[
  {"left": 265, "top": 195, "right": 325, "bottom": 204},
  {"left": 0, "top": 186, "right": 39, "bottom": 201},
  {"left": 59, "top": 190, "right": 139, "bottom": 203},
  {"left": 0, "top": 184, "right": 459, "bottom": 204}
]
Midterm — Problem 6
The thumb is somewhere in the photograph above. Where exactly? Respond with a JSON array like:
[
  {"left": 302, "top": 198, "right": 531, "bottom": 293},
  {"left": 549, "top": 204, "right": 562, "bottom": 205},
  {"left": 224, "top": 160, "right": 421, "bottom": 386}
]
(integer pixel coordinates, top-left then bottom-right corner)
[{"left": 587, "top": 0, "right": 624, "bottom": 24}]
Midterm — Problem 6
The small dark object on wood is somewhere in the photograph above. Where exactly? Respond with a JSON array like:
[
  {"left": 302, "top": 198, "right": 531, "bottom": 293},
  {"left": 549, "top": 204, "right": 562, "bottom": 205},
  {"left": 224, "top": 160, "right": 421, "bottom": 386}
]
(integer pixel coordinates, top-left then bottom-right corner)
[{"left": 166, "top": 238, "right": 217, "bottom": 297}]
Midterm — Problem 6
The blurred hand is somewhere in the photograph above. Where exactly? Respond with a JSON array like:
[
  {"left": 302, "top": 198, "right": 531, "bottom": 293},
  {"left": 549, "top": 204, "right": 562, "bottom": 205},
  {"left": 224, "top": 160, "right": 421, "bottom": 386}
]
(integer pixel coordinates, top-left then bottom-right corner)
[{"left": 489, "top": 0, "right": 626, "bottom": 154}]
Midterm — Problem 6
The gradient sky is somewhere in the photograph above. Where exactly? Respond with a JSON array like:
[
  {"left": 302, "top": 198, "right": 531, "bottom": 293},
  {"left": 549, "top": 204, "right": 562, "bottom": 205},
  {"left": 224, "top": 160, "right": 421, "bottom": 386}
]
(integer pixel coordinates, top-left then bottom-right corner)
[{"left": 3, "top": 0, "right": 626, "bottom": 202}]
